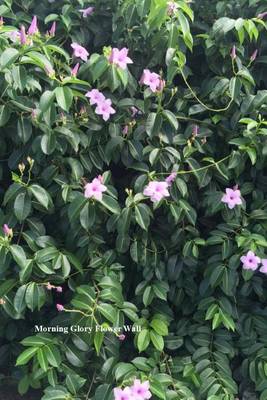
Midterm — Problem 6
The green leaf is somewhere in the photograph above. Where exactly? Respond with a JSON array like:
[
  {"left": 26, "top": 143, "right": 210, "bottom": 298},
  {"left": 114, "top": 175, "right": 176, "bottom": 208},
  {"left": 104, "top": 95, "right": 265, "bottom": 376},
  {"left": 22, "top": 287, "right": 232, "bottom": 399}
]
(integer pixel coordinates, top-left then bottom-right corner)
[
  {"left": 150, "top": 319, "right": 168, "bottom": 336},
  {"left": 135, "top": 204, "right": 150, "bottom": 230},
  {"left": 0, "top": 105, "right": 11, "bottom": 127},
  {"left": 14, "top": 192, "right": 31, "bottom": 222},
  {"left": 40, "top": 90, "right": 56, "bottom": 112},
  {"left": 137, "top": 329, "right": 150, "bottom": 352},
  {"left": 29, "top": 184, "right": 50, "bottom": 209},
  {"left": 55, "top": 86, "right": 73, "bottom": 112},
  {"left": 162, "top": 110, "right": 178, "bottom": 130},
  {"left": 0, "top": 48, "right": 19, "bottom": 70},
  {"left": 150, "top": 330, "right": 164, "bottom": 351},
  {"left": 99, "top": 194, "right": 121, "bottom": 214},
  {"left": 10, "top": 244, "right": 27, "bottom": 268},
  {"left": 16, "top": 347, "right": 38, "bottom": 366},
  {"left": 37, "top": 347, "right": 49, "bottom": 371},
  {"left": 94, "top": 331, "right": 104, "bottom": 355},
  {"left": 17, "top": 117, "right": 32, "bottom": 144}
]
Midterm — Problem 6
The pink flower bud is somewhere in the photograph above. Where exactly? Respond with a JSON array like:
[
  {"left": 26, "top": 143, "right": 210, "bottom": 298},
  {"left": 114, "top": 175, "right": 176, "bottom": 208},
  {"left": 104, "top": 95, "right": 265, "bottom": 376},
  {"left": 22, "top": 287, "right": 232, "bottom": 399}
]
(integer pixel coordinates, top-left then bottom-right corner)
[
  {"left": 3, "top": 224, "right": 12, "bottom": 236},
  {"left": 97, "top": 175, "right": 104, "bottom": 183},
  {"left": 122, "top": 125, "right": 129, "bottom": 135},
  {"left": 28, "top": 16, "right": 38, "bottom": 35},
  {"left": 257, "top": 11, "right": 267, "bottom": 19},
  {"left": 231, "top": 45, "right": 237, "bottom": 60},
  {"left": 49, "top": 21, "right": 56, "bottom": 36},
  {"left": 130, "top": 106, "right": 138, "bottom": 117},
  {"left": 157, "top": 79, "right": 166, "bottom": 92},
  {"left": 71, "top": 63, "right": 80, "bottom": 77},
  {"left": 192, "top": 125, "right": 199, "bottom": 136},
  {"left": 165, "top": 172, "right": 177, "bottom": 186},
  {"left": 56, "top": 304, "right": 64, "bottom": 312},
  {"left": 250, "top": 49, "right": 258, "bottom": 62},
  {"left": 118, "top": 334, "right": 126, "bottom": 341},
  {"left": 44, "top": 65, "right": 55, "bottom": 77},
  {"left": 20, "top": 26, "right": 27, "bottom": 45},
  {"left": 56, "top": 286, "right": 63, "bottom": 293}
]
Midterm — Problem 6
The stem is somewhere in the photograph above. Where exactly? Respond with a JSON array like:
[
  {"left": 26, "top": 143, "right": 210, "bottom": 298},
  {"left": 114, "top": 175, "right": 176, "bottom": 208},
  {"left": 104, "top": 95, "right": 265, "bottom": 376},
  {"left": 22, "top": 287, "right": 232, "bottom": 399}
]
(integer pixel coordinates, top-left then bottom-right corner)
[{"left": 180, "top": 68, "right": 234, "bottom": 113}]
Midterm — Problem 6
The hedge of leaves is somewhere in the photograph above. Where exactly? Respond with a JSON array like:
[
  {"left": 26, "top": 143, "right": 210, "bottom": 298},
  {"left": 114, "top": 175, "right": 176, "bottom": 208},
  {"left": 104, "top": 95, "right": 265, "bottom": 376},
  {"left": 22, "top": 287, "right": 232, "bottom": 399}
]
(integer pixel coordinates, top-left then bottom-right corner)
[{"left": 0, "top": 0, "right": 267, "bottom": 399}]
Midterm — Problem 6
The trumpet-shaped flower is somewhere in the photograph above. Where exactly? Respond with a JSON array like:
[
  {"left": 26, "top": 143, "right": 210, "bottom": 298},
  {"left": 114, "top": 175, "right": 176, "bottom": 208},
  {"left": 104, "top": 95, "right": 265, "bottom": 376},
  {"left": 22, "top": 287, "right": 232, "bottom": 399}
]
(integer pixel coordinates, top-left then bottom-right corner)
[
  {"left": 79, "top": 7, "right": 95, "bottom": 18},
  {"left": 143, "top": 181, "right": 170, "bottom": 202},
  {"left": 85, "top": 89, "right": 105, "bottom": 105},
  {"left": 109, "top": 47, "right": 133, "bottom": 70},
  {"left": 240, "top": 251, "right": 261, "bottom": 271},
  {"left": 131, "top": 380, "right": 152, "bottom": 400},
  {"left": 114, "top": 387, "right": 133, "bottom": 400},
  {"left": 71, "top": 43, "right": 89, "bottom": 62},
  {"left": 260, "top": 259, "right": 267, "bottom": 274},
  {"left": 84, "top": 177, "right": 107, "bottom": 201},
  {"left": 221, "top": 187, "right": 242, "bottom": 209},
  {"left": 95, "top": 98, "right": 116, "bottom": 121},
  {"left": 140, "top": 69, "right": 161, "bottom": 93}
]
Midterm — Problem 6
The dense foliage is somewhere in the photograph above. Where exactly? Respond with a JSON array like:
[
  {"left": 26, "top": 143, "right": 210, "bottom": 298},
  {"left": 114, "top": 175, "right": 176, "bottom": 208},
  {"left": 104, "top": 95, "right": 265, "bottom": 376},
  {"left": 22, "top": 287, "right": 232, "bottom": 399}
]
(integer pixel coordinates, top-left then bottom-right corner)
[{"left": 0, "top": 0, "right": 267, "bottom": 399}]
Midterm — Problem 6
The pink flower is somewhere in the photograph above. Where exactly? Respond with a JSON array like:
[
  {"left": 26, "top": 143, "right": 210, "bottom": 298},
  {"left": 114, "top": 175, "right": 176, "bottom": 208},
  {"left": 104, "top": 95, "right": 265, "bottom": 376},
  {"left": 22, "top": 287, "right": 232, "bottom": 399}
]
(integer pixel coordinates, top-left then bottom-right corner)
[
  {"left": 85, "top": 89, "right": 105, "bottom": 105},
  {"left": 118, "top": 334, "right": 126, "bottom": 341},
  {"left": 49, "top": 21, "right": 56, "bottom": 36},
  {"left": 167, "top": 1, "right": 178, "bottom": 16},
  {"left": 221, "top": 188, "right": 242, "bottom": 209},
  {"left": 122, "top": 125, "right": 129, "bottom": 135},
  {"left": 97, "top": 174, "right": 104, "bottom": 183},
  {"left": 143, "top": 181, "right": 170, "bottom": 202},
  {"left": 79, "top": 7, "right": 95, "bottom": 17},
  {"left": 231, "top": 45, "right": 237, "bottom": 60},
  {"left": 257, "top": 11, "right": 267, "bottom": 19},
  {"left": 165, "top": 172, "right": 177, "bottom": 186},
  {"left": 131, "top": 380, "right": 152, "bottom": 400},
  {"left": 192, "top": 125, "right": 199, "bottom": 136},
  {"left": 44, "top": 65, "right": 55, "bottom": 78},
  {"left": 56, "top": 286, "right": 63, "bottom": 293},
  {"left": 114, "top": 387, "right": 133, "bottom": 400},
  {"left": 71, "top": 63, "right": 80, "bottom": 77},
  {"left": 3, "top": 224, "right": 12, "bottom": 236},
  {"left": 157, "top": 79, "right": 165, "bottom": 92},
  {"left": 56, "top": 304, "right": 64, "bottom": 312},
  {"left": 46, "top": 283, "right": 53, "bottom": 290},
  {"left": 20, "top": 26, "right": 27, "bottom": 45},
  {"left": 250, "top": 49, "right": 258, "bottom": 62},
  {"left": 71, "top": 43, "right": 89, "bottom": 62},
  {"left": 84, "top": 177, "right": 107, "bottom": 201},
  {"left": 260, "top": 259, "right": 267, "bottom": 274},
  {"left": 240, "top": 251, "right": 261, "bottom": 271},
  {"left": 140, "top": 69, "right": 161, "bottom": 93},
  {"left": 95, "top": 98, "right": 116, "bottom": 121},
  {"left": 130, "top": 106, "right": 139, "bottom": 117},
  {"left": 8, "top": 30, "right": 20, "bottom": 43},
  {"left": 28, "top": 16, "right": 38, "bottom": 35},
  {"left": 109, "top": 47, "right": 133, "bottom": 70}
]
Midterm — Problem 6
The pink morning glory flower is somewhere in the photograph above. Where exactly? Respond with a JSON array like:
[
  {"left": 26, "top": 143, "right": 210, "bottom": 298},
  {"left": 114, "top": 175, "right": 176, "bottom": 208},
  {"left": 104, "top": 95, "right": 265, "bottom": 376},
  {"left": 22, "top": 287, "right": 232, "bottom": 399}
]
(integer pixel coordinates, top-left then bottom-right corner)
[
  {"left": 140, "top": 69, "right": 161, "bottom": 93},
  {"left": 84, "top": 177, "right": 107, "bottom": 201},
  {"left": 240, "top": 251, "right": 261, "bottom": 271},
  {"left": 167, "top": 1, "right": 178, "bottom": 15},
  {"left": 165, "top": 172, "right": 177, "bottom": 186},
  {"left": 114, "top": 387, "right": 133, "bottom": 400},
  {"left": 71, "top": 43, "right": 89, "bottom": 62},
  {"left": 85, "top": 89, "right": 105, "bottom": 105},
  {"left": 8, "top": 30, "right": 20, "bottom": 43},
  {"left": 260, "top": 259, "right": 267, "bottom": 274},
  {"left": 56, "top": 286, "right": 63, "bottom": 293},
  {"left": 20, "top": 26, "right": 27, "bottom": 45},
  {"left": 28, "top": 16, "right": 38, "bottom": 35},
  {"left": 56, "top": 304, "right": 64, "bottom": 311},
  {"left": 3, "top": 224, "right": 12, "bottom": 236},
  {"left": 221, "top": 187, "right": 242, "bottom": 209},
  {"left": 109, "top": 47, "right": 133, "bottom": 70},
  {"left": 79, "top": 7, "right": 95, "bottom": 17},
  {"left": 95, "top": 98, "right": 116, "bottom": 121},
  {"left": 49, "top": 21, "right": 56, "bottom": 36},
  {"left": 143, "top": 181, "right": 170, "bottom": 202},
  {"left": 131, "top": 380, "right": 152, "bottom": 400},
  {"left": 71, "top": 63, "right": 80, "bottom": 77}
]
